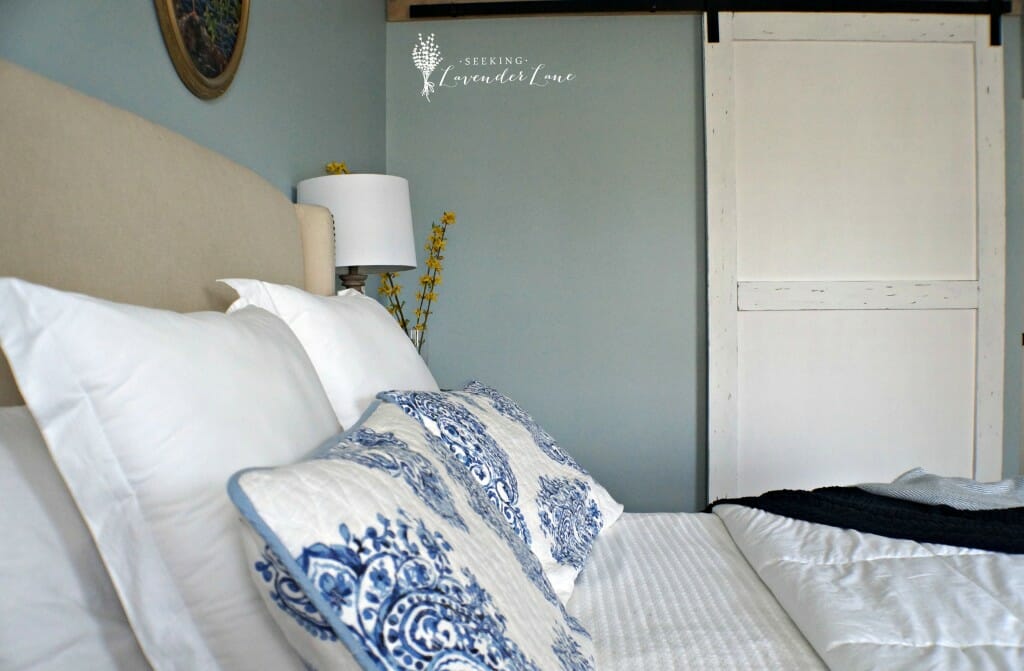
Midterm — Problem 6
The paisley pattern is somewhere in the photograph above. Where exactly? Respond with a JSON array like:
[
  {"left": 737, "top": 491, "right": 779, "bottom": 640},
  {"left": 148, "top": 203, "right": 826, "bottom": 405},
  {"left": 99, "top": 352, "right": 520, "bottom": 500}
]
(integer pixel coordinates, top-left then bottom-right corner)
[
  {"left": 235, "top": 398, "right": 599, "bottom": 671},
  {"left": 536, "top": 476, "right": 603, "bottom": 569},
  {"left": 424, "top": 433, "right": 560, "bottom": 606},
  {"left": 321, "top": 428, "right": 466, "bottom": 531},
  {"left": 461, "top": 381, "right": 587, "bottom": 474},
  {"left": 377, "top": 387, "right": 615, "bottom": 619},
  {"left": 380, "top": 390, "right": 530, "bottom": 544},
  {"left": 424, "top": 432, "right": 591, "bottom": 638},
  {"left": 552, "top": 626, "right": 593, "bottom": 671},
  {"left": 254, "top": 545, "right": 335, "bottom": 642},
  {"left": 269, "top": 510, "right": 542, "bottom": 671}
]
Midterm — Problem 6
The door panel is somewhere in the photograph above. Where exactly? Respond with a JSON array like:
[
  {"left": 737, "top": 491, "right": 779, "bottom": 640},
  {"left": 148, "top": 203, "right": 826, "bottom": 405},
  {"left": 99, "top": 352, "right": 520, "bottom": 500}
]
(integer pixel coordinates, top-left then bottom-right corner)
[
  {"left": 737, "top": 310, "right": 976, "bottom": 495},
  {"left": 734, "top": 41, "right": 977, "bottom": 281},
  {"left": 705, "top": 13, "right": 1005, "bottom": 499}
]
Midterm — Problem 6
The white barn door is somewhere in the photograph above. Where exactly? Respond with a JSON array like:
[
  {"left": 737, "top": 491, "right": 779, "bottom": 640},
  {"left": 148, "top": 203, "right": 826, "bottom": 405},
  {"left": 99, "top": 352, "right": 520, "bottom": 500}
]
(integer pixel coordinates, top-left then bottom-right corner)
[{"left": 705, "top": 13, "right": 1005, "bottom": 499}]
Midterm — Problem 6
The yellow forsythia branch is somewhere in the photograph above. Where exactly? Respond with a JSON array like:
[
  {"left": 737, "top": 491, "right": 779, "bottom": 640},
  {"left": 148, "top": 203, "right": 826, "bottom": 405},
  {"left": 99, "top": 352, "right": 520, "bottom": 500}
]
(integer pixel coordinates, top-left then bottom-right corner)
[{"left": 377, "top": 211, "right": 455, "bottom": 350}]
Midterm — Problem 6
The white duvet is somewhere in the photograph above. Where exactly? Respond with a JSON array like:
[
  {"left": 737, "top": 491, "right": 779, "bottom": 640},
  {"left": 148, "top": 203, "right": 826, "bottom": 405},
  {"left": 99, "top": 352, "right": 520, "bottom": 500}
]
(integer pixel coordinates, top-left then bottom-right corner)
[{"left": 715, "top": 504, "right": 1024, "bottom": 671}]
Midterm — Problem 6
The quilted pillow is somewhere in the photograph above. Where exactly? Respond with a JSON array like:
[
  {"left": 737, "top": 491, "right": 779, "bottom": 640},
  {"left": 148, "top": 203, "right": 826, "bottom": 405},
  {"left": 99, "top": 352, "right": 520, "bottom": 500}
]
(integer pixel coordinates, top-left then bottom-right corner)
[
  {"left": 230, "top": 401, "right": 595, "bottom": 670},
  {"left": 378, "top": 382, "right": 623, "bottom": 602}
]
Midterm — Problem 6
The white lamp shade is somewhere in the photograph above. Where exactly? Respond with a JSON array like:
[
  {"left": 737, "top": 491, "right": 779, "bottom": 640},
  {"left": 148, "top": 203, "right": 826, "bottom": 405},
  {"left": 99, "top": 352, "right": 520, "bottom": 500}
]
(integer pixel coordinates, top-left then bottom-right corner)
[{"left": 296, "top": 174, "right": 417, "bottom": 272}]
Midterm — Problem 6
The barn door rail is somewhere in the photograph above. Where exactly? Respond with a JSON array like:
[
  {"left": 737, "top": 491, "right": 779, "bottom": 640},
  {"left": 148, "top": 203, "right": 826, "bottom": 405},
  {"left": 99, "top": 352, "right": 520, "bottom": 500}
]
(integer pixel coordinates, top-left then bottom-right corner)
[{"left": 405, "top": 0, "right": 1011, "bottom": 44}]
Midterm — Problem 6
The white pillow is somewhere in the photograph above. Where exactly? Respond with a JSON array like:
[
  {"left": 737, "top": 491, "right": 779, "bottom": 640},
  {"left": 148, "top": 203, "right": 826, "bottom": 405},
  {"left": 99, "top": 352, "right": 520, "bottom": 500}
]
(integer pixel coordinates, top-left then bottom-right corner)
[
  {"left": 0, "top": 278, "right": 341, "bottom": 670},
  {"left": 379, "top": 382, "right": 624, "bottom": 602},
  {"left": 221, "top": 279, "right": 439, "bottom": 428},
  {"left": 0, "top": 406, "right": 150, "bottom": 670},
  {"left": 229, "top": 401, "right": 596, "bottom": 671}
]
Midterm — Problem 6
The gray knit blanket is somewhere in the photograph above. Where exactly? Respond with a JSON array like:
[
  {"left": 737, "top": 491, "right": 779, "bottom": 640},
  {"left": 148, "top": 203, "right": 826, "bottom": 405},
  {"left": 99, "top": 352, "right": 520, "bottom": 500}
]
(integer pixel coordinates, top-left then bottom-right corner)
[{"left": 858, "top": 467, "right": 1024, "bottom": 510}]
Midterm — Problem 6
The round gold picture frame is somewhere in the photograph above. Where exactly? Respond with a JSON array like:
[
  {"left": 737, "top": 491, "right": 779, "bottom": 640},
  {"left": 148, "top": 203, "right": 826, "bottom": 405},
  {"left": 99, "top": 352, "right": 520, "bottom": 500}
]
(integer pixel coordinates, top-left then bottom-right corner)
[{"left": 155, "top": 0, "right": 250, "bottom": 100}]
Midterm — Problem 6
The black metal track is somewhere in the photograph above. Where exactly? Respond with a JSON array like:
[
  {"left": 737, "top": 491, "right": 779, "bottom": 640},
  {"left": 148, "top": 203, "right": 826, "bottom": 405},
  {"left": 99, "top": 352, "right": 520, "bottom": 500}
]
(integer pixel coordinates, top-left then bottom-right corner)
[
  {"left": 408, "top": 0, "right": 1009, "bottom": 43},
  {"left": 410, "top": 0, "right": 700, "bottom": 15},
  {"left": 409, "top": 0, "right": 1008, "bottom": 16}
]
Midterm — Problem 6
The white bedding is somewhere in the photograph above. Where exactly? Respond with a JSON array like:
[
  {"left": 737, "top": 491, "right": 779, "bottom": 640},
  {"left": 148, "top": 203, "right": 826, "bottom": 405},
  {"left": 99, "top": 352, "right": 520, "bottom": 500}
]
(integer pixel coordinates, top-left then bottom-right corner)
[
  {"left": 716, "top": 504, "right": 1024, "bottom": 671},
  {"left": 567, "top": 512, "right": 826, "bottom": 670},
  {"left": 8, "top": 378, "right": 1021, "bottom": 671}
]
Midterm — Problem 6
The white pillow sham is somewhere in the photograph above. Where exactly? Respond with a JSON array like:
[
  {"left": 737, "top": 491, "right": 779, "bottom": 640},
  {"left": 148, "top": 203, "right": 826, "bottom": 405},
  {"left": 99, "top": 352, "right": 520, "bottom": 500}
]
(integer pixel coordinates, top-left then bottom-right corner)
[
  {"left": 0, "top": 278, "right": 341, "bottom": 670},
  {"left": 0, "top": 405, "right": 150, "bottom": 670},
  {"left": 221, "top": 279, "right": 439, "bottom": 429},
  {"left": 229, "top": 401, "right": 596, "bottom": 671}
]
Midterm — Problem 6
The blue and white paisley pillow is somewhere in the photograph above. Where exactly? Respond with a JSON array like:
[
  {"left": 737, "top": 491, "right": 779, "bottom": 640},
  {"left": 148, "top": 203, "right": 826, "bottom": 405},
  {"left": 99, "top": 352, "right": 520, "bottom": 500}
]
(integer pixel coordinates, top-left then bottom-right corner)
[
  {"left": 378, "top": 382, "right": 624, "bottom": 602},
  {"left": 229, "top": 402, "right": 594, "bottom": 671}
]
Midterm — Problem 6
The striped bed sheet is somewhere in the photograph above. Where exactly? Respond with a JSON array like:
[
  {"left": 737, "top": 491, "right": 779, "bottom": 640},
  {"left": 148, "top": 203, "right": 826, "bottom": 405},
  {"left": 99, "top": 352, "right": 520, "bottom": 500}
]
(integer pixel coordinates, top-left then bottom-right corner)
[{"left": 566, "top": 512, "right": 825, "bottom": 670}]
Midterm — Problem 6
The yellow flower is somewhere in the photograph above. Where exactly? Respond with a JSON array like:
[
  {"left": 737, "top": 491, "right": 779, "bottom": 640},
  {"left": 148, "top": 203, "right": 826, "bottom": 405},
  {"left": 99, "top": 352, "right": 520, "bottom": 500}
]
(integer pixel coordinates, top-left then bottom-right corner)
[
  {"left": 325, "top": 161, "right": 349, "bottom": 175},
  {"left": 377, "top": 210, "right": 455, "bottom": 343},
  {"left": 377, "top": 278, "right": 400, "bottom": 297}
]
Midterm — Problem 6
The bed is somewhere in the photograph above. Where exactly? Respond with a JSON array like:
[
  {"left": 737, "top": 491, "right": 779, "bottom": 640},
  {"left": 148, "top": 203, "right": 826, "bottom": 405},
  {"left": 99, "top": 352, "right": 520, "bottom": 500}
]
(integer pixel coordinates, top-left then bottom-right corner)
[{"left": 1, "top": 58, "right": 1022, "bottom": 671}]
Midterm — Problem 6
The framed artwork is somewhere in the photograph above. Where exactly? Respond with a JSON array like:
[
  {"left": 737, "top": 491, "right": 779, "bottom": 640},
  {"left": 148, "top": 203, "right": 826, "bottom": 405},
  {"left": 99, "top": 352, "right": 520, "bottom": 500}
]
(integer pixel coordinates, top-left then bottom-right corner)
[{"left": 155, "top": 0, "right": 250, "bottom": 100}]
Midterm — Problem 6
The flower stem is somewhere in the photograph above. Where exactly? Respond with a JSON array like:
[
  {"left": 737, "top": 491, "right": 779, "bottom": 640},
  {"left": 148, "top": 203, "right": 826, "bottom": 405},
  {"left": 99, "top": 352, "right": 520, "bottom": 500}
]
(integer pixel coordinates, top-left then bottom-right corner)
[
  {"left": 381, "top": 274, "right": 409, "bottom": 335},
  {"left": 414, "top": 223, "right": 448, "bottom": 334}
]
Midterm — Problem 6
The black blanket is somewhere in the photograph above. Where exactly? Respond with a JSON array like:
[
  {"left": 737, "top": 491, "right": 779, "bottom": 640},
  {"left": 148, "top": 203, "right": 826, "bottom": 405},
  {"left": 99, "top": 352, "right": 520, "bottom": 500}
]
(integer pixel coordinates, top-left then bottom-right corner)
[{"left": 707, "top": 487, "right": 1024, "bottom": 554}]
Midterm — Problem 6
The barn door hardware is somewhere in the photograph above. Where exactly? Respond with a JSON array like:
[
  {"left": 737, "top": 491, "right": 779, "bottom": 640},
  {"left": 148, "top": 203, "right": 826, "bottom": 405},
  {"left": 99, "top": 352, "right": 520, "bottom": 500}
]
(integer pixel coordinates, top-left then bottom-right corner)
[{"left": 405, "top": 0, "right": 1010, "bottom": 45}]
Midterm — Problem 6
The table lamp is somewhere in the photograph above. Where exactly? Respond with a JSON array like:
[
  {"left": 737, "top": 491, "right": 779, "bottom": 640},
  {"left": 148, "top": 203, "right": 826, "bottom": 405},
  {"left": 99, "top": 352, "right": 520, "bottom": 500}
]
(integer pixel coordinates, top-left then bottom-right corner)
[{"left": 296, "top": 174, "right": 417, "bottom": 292}]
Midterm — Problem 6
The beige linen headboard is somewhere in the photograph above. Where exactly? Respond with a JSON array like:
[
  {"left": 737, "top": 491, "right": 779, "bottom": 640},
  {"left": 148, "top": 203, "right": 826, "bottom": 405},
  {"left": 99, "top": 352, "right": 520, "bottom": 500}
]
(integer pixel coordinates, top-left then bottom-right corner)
[{"left": 0, "top": 59, "right": 335, "bottom": 405}]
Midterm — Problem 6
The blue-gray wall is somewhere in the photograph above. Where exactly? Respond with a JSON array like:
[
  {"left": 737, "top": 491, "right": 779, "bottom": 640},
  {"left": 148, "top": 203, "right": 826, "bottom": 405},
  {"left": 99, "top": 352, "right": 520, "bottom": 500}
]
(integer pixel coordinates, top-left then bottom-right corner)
[
  {"left": 386, "top": 17, "right": 707, "bottom": 512},
  {"left": 2, "top": 5, "right": 1018, "bottom": 507},
  {"left": 387, "top": 15, "right": 1024, "bottom": 512},
  {"left": 0, "top": 1, "right": 386, "bottom": 193}
]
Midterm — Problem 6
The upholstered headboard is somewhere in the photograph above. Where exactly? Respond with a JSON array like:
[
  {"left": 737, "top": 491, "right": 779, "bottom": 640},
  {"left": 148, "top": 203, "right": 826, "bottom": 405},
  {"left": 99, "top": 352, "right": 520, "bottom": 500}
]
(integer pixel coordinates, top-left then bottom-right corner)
[{"left": 0, "top": 59, "right": 335, "bottom": 405}]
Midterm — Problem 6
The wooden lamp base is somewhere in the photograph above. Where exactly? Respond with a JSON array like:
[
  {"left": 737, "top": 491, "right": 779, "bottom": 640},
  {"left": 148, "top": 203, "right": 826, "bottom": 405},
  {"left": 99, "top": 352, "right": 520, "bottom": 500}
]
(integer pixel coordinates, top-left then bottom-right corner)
[{"left": 339, "top": 267, "right": 368, "bottom": 293}]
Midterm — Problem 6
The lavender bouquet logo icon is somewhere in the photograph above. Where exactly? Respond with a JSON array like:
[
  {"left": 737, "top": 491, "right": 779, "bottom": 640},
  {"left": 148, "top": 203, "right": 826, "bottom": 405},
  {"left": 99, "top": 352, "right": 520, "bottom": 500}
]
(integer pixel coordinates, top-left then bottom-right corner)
[
  {"left": 412, "top": 33, "right": 443, "bottom": 101},
  {"left": 411, "top": 34, "right": 576, "bottom": 101}
]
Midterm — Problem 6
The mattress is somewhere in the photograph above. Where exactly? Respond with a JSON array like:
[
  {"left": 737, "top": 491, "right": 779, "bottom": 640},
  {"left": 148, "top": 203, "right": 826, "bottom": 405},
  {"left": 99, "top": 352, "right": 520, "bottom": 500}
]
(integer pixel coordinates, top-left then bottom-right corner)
[{"left": 567, "top": 512, "right": 825, "bottom": 670}]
